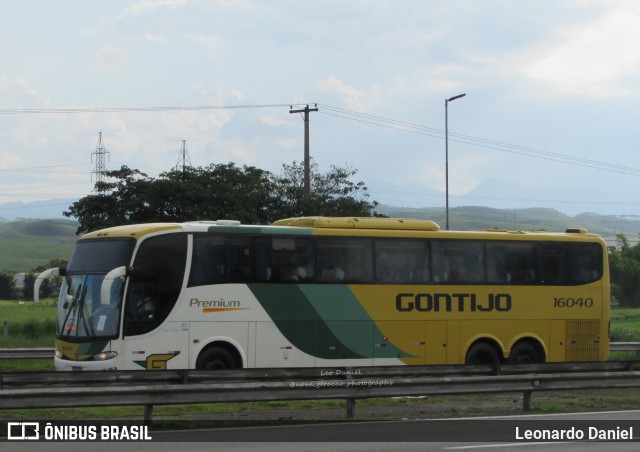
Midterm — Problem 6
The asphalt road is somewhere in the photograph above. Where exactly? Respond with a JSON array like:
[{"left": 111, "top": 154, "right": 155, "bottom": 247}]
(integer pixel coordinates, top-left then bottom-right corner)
[{"left": 3, "top": 410, "right": 640, "bottom": 451}]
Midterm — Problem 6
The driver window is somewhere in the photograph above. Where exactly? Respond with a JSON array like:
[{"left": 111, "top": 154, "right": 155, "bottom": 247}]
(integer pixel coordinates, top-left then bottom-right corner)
[{"left": 124, "top": 233, "right": 187, "bottom": 336}]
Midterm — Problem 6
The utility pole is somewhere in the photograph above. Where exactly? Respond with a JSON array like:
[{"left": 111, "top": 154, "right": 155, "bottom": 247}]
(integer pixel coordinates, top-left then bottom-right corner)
[
  {"left": 289, "top": 104, "right": 318, "bottom": 204},
  {"left": 91, "top": 132, "right": 109, "bottom": 193}
]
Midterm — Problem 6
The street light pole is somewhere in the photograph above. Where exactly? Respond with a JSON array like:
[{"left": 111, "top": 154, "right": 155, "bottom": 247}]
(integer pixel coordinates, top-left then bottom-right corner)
[{"left": 445, "top": 93, "right": 466, "bottom": 230}]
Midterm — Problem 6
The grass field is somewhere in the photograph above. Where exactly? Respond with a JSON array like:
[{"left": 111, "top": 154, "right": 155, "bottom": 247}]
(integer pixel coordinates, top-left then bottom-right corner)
[
  {"left": 610, "top": 307, "right": 640, "bottom": 341},
  {"left": 0, "top": 299, "right": 57, "bottom": 348}
]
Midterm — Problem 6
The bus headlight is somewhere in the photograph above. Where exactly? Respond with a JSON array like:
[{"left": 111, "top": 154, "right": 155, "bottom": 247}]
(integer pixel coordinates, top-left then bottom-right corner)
[
  {"left": 55, "top": 350, "right": 63, "bottom": 359},
  {"left": 93, "top": 351, "right": 118, "bottom": 361}
]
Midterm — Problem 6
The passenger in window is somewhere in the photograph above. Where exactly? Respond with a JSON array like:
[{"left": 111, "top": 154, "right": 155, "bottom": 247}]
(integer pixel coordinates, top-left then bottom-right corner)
[
  {"left": 320, "top": 265, "right": 345, "bottom": 281},
  {"left": 287, "top": 265, "right": 307, "bottom": 281},
  {"left": 576, "top": 255, "right": 597, "bottom": 283},
  {"left": 377, "top": 264, "right": 390, "bottom": 281},
  {"left": 542, "top": 257, "right": 566, "bottom": 284},
  {"left": 507, "top": 255, "right": 534, "bottom": 284},
  {"left": 447, "top": 268, "right": 462, "bottom": 282}
]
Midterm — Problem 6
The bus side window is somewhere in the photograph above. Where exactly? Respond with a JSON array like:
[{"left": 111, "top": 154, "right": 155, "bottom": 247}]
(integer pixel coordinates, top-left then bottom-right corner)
[
  {"left": 255, "top": 237, "right": 314, "bottom": 282},
  {"left": 189, "top": 235, "right": 251, "bottom": 286},
  {"left": 431, "top": 241, "right": 447, "bottom": 282},
  {"left": 488, "top": 242, "right": 538, "bottom": 285},
  {"left": 540, "top": 243, "right": 570, "bottom": 285},
  {"left": 432, "top": 240, "right": 484, "bottom": 283},
  {"left": 317, "top": 238, "right": 372, "bottom": 283},
  {"left": 227, "top": 240, "right": 251, "bottom": 282},
  {"left": 254, "top": 237, "right": 270, "bottom": 281},
  {"left": 572, "top": 243, "right": 602, "bottom": 284},
  {"left": 375, "top": 239, "right": 430, "bottom": 283},
  {"left": 486, "top": 244, "right": 509, "bottom": 283},
  {"left": 317, "top": 239, "right": 344, "bottom": 282}
]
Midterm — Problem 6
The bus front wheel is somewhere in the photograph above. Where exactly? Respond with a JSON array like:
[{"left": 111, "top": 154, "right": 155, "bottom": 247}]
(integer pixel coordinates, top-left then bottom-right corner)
[{"left": 196, "top": 345, "right": 239, "bottom": 370}]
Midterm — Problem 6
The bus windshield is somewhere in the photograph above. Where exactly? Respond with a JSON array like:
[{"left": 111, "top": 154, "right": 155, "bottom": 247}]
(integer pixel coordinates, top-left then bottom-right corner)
[
  {"left": 58, "top": 274, "right": 124, "bottom": 339},
  {"left": 58, "top": 238, "right": 134, "bottom": 340}
]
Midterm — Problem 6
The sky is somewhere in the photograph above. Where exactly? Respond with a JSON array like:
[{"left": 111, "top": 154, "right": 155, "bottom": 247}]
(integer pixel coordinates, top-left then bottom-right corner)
[{"left": 1, "top": 0, "right": 640, "bottom": 220}]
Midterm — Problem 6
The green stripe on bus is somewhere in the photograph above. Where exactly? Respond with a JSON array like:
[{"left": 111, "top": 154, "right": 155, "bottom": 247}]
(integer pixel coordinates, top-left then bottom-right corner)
[
  {"left": 301, "top": 285, "right": 412, "bottom": 359},
  {"left": 248, "top": 284, "right": 365, "bottom": 359},
  {"left": 248, "top": 284, "right": 412, "bottom": 359}
]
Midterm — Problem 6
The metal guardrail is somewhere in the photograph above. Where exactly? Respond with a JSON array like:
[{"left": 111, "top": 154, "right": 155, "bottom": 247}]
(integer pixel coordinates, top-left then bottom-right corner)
[
  {"left": 1, "top": 344, "right": 640, "bottom": 423},
  {"left": 610, "top": 342, "right": 640, "bottom": 353},
  {"left": 0, "top": 347, "right": 54, "bottom": 360},
  {"left": 2, "top": 361, "right": 640, "bottom": 422}
]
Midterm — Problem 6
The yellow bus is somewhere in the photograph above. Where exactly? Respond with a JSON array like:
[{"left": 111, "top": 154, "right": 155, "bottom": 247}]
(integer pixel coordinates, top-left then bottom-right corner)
[{"left": 35, "top": 217, "right": 610, "bottom": 371}]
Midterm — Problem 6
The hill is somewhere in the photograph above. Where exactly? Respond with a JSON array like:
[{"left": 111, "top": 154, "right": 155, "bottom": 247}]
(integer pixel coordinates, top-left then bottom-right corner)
[{"left": 0, "top": 219, "right": 78, "bottom": 272}]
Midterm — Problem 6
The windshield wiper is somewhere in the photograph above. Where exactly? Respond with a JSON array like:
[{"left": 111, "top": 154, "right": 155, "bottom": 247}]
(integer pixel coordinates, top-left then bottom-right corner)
[
  {"left": 77, "top": 283, "right": 96, "bottom": 338},
  {"left": 60, "top": 279, "right": 96, "bottom": 338}
]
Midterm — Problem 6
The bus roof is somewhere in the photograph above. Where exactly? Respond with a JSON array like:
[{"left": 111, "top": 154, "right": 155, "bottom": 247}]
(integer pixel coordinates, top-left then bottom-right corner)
[
  {"left": 272, "top": 216, "right": 441, "bottom": 231},
  {"left": 80, "top": 223, "right": 184, "bottom": 240},
  {"left": 78, "top": 217, "right": 602, "bottom": 242}
]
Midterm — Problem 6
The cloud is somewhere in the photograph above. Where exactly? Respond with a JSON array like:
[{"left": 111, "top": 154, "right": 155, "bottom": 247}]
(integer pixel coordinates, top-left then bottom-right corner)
[
  {"left": 521, "top": 1, "right": 640, "bottom": 97},
  {"left": 95, "top": 45, "right": 128, "bottom": 72},
  {"left": 316, "top": 75, "right": 383, "bottom": 111},
  {"left": 0, "top": 76, "right": 48, "bottom": 106},
  {"left": 259, "top": 113, "right": 286, "bottom": 126},
  {"left": 144, "top": 33, "right": 165, "bottom": 43},
  {"left": 278, "top": 138, "right": 297, "bottom": 149},
  {"left": 121, "top": 0, "right": 189, "bottom": 17},
  {"left": 187, "top": 34, "right": 228, "bottom": 61}
]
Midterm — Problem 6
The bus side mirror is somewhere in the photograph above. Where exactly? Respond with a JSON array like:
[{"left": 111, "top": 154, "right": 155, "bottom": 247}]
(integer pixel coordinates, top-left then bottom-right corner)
[
  {"left": 33, "top": 267, "right": 66, "bottom": 304},
  {"left": 100, "top": 266, "right": 129, "bottom": 306}
]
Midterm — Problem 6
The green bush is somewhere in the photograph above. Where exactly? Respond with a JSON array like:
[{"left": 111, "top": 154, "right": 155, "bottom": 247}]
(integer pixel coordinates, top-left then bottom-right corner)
[
  {"left": 610, "top": 327, "right": 640, "bottom": 343},
  {"left": 7, "top": 318, "right": 56, "bottom": 338}
]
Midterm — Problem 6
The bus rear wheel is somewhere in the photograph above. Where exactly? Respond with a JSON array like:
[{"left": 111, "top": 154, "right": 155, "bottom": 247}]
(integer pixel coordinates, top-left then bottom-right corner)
[
  {"left": 465, "top": 342, "right": 500, "bottom": 366},
  {"left": 508, "top": 342, "right": 543, "bottom": 364},
  {"left": 196, "top": 346, "right": 238, "bottom": 370}
]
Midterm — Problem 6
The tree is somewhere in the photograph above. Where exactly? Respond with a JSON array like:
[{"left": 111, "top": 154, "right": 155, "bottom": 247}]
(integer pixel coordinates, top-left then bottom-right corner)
[
  {"left": 65, "top": 161, "right": 380, "bottom": 234},
  {"left": 65, "top": 164, "right": 279, "bottom": 234},
  {"left": 270, "top": 159, "right": 378, "bottom": 219},
  {"left": 0, "top": 271, "right": 16, "bottom": 299},
  {"left": 609, "top": 234, "right": 640, "bottom": 307}
]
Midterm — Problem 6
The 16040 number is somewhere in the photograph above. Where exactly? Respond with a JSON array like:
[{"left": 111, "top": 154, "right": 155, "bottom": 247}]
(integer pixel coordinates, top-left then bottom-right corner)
[{"left": 553, "top": 297, "right": 594, "bottom": 308}]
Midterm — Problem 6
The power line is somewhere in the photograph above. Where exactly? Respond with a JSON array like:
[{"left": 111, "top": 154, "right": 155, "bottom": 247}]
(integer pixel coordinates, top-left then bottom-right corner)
[
  {"left": 317, "top": 104, "right": 640, "bottom": 177},
  {"left": 0, "top": 163, "right": 91, "bottom": 173},
  {"left": 5, "top": 100, "right": 635, "bottom": 175},
  {"left": 0, "top": 103, "right": 306, "bottom": 115}
]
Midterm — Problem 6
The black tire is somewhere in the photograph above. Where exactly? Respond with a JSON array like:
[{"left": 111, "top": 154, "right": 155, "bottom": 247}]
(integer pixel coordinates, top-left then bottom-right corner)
[
  {"left": 508, "top": 342, "right": 543, "bottom": 365},
  {"left": 196, "top": 346, "right": 238, "bottom": 370},
  {"left": 465, "top": 342, "right": 500, "bottom": 366}
]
